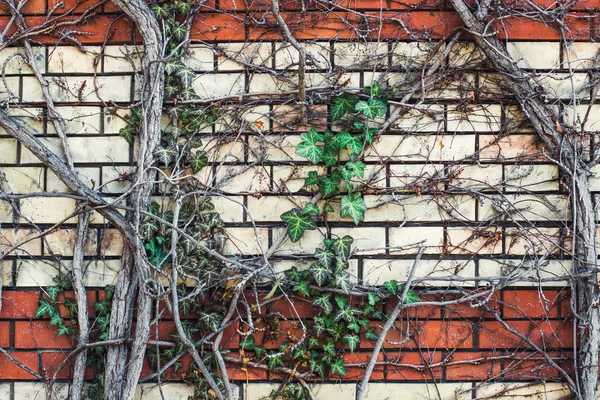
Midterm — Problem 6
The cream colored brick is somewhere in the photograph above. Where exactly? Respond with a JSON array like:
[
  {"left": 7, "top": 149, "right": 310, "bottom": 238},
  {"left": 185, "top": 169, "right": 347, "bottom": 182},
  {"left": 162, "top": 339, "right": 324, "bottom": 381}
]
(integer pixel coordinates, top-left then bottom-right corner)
[
  {"left": 248, "top": 134, "right": 302, "bottom": 162},
  {"left": 0, "top": 167, "right": 44, "bottom": 193},
  {"left": 563, "top": 42, "right": 600, "bottom": 70},
  {"left": 479, "top": 259, "right": 571, "bottom": 286},
  {"left": 449, "top": 164, "right": 503, "bottom": 191},
  {"left": 447, "top": 227, "right": 502, "bottom": 255},
  {"left": 242, "top": 105, "right": 270, "bottom": 132},
  {"left": 13, "top": 382, "right": 69, "bottom": 400},
  {"left": 0, "top": 139, "right": 18, "bottom": 164},
  {"left": 183, "top": 45, "right": 214, "bottom": 71},
  {"left": 504, "top": 164, "right": 559, "bottom": 192},
  {"left": 479, "top": 134, "right": 544, "bottom": 162},
  {"left": 247, "top": 195, "right": 310, "bottom": 222},
  {"left": 363, "top": 71, "right": 387, "bottom": 88},
  {"left": 22, "top": 75, "right": 132, "bottom": 103},
  {"left": 197, "top": 137, "right": 245, "bottom": 163},
  {"left": 392, "top": 42, "right": 444, "bottom": 70},
  {"left": 19, "top": 197, "right": 77, "bottom": 224},
  {"left": 0, "top": 46, "right": 45, "bottom": 74},
  {"left": 507, "top": 42, "right": 560, "bottom": 69},
  {"left": 0, "top": 76, "right": 19, "bottom": 101},
  {"left": 389, "top": 226, "right": 444, "bottom": 254},
  {"left": 48, "top": 46, "right": 100, "bottom": 73},
  {"left": 428, "top": 72, "right": 476, "bottom": 100},
  {"left": 0, "top": 229, "right": 41, "bottom": 256},
  {"left": 365, "top": 383, "right": 470, "bottom": 400},
  {"left": 275, "top": 42, "right": 332, "bottom": 70},
  {"left": 0, "top": 108, "right": 44, "bottom": 135},
  {"left": 367, "top": 134, "right": 475, "bottom": 161},
  {"left": 334, "top": 42, "right": 388, "bottom": 68},
  {"left": 15, "top": 260, "right": 61, "bottom": 286},
  {"left": 44, "top": 228, "right": 97, "bottom": 256},
  {"left": 388, "top": 163, "right": 442, "bottom": 191},
  {"left": 224, "top": 228, "right": 269, "bottom": 255},
  {"left": 20, "top": 137, "right": 63, "bottom": 164},
  {"left": 364, "top": 259, "right": 476, "bottom": 286},
  {"left": 211, "top": 195, "right": 244, "bottom": 223},
  {"left": 215, "top": 166, "right": 270, "bottom": 193},
  {"left": 0, "top": 201, "right": 12, "bottom": 223},
  {"left": 101, "top": 166, "right": 134, "bottom": 194},
  {"left": 506, "top": 227, "right": 561, "bottom": 256},
  {"left": 136, "top": 383, "right": 199, "bottom": 400},
  {"left": 331, "top": 227, "right": 386, "bottom": 255},
  {"left": 272, "top": 165, "right": 327, "bottom": 193},
  {"left": 244, "top": 383, "right": 355, "bottom": 400},
  {"left": 50, "top": 106, "right": 102, "bottom": 134},
  {"left": 0, "top": 260, "right": 12, "bottom": 286},
  {"left": 100, "top": 229, "right": 124, "bottom": 256},
  {"left": 504, "top": 105, "right": 535, "bottom": 133},
  {"left": 393, "top": 105, "right": 444, "bottom": 132},
  {"left": 270, "top": 259, "right": 312, "bottom": 277},
  {"left": 565, "top": 104, "right": 600, "bottom": 131},
  {"left": 478, "top": 194, "right": 569, "bottom": 222},
  {"left": 590, "top": 164, "right": 600, "bottom": 191},
  {"left": 83, "top": 259, "right": 120, "bottom": 286},
  {"left": 476, "top": 382, "right": 570, "bottom": 399},
  {"left": 447, "top": 104, "right": 501, "bottom": 132},
  {"left": 0, "top": 383, "right": 9, "bottom": 399},
  {"left": 104, "top": 108, "right": 130, "bottom": 133},
  {"left": 536, "top": 72, "right": 588, "bottom": 99},
  {"left": 103, "top": 45, "right": 143, "bottom": 72},
  {"left": 47, "top": 167, "right": 99, "bottom": 192},
  {"left": 273, "top": 227, "right": 325, "bottom": 256},
  {"left": 218, "top": 43, "right": 272, "bottom": 71},
  {"left": 248, "top": 73, "right": 281, "bottom": 94},
  {"left": 192, "top": 73, "right": 244, "bottom": 99},
  {"left": 69, "top": 137, "right": 130, "bottom": 163},
  {"left": 448, "top": 42, "right": 488, "bottom": 68},
  {"left": 362, "top": 194, "right": 476, "bottom": 222}
]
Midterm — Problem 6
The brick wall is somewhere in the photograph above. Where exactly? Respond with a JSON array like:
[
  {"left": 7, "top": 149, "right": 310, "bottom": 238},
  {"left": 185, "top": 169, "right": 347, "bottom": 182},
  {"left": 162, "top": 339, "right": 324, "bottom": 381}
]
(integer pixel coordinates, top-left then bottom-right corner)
[{"left": 1, "top": 0, "right": 599, "bottom": 399}]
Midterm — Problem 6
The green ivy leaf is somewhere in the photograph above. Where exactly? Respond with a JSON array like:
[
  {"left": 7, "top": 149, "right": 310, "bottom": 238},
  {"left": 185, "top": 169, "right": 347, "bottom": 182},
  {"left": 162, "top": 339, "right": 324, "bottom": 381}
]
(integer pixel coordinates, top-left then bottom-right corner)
[
  {"left": 308, "top": 336, "right": 319, "bottom": 349},
  {"left": 47, "top": 286, "right": 61, "bottom": 302},
  {"left": 309, "top": 357, "right": 326, "bottom": 378},
  {"left": 189, "top": 150, "right": 208, "bottom": 174},
  {"left": 292, "top": 280, "right": 310, "bottom": 297},
  {"left": 321, "top": 144, "right": 338, "bottom": 167},
  {"left": 304, "top": 171, "right": 319, "bottom": 187},
  {"left": 176, "top": 67, "right": 195, "bottom": 88},
  {"left": 281, "top": 208, "right": 316, "bottom": 242},
  {"left": 151, "top": 4, "right": 169, "bottom": 19},
  {"left": 119, "top": 125, "right": 135, "bottom": 144},
  {"left": 310, "top": 262, "right": 331, "bottom": 286},
  {"left": 267, "top": 352, "right": 285, "bottom": 370},
  {"left": 367, "top": 293, "right": 380, "bottom": 306},
  {"left": 363, "top": 80, "right": 382, "bottom": 97},
  {"left": 343, "top": 334, "right": 360, "bottom": 352},
  {"left": 364, "top": 127, "right": 378, "bottom": 144},
  {"left": 315, "top": 247, "right": 335, "bottom": 268},
  {"left": 165, "top": 60, "right": 184, "bottom": 75},
  {"left": 330, "top": 357, "right": 347, "bottom": 376},
  {"left": 317, "top": 175, "right": 341, "bottom": 199},
  {"left": 302, "top": 203, "right": 319, "bottom": 215},
  {"left": 334, "top": 271, "right": 351, "bottom": 294},
  {"left": 331, "top": 93, "right": 358, "bottom": 121},
  {"left": 347, "top": 319, "right": 360, "bottom": 333},
  {"left": 240, "top": 335, "right": 255, "bottom": 349},
  {"left": 97, "top": 314, "right": 111, "bottom": 332},
  {"left": 57, "top": 323, "right": 73, "bottom": 336},
  {"left": 35, "top": 300, "right": 56, "bottom": 319},
  {"left": 313, "top": 316, "right": 327, "bottom": 335},
  {"left": 332, "top": 236, "right": 353, "bottom": 260},
  {"left": 49, "top": 313, "right": 63, "bottom": 326},
  {"left": 338, "top": 132, "right": 364, "bottom": 154},
  {"left": 284, "top": 266, "right": 303, "bottom": 281},
  {"left": 355, "top": 98, "right": 388, "bottom": 119},
  {"left": 340, "top": 161, "right": 365, "bottom": 181},
  {"left": 199, "top": 312, "right": 222, "bottom": 333},
  {"left": 172, "top": 23, "right": 187, "bottom": 41},
  {"left": 313, "top": 293, "right": 333, "bottom": 315},
  {"left": 323, "top": 338, "right": 336, "bottom": 356},
  {"left": 296, "top": 128, "right": 324, "bottom": 164},
  {"left": 154, "top": 145, "right": 177, "bottom": 165},
  {"left": 365, "top": 327, "right": 379, "bottom": 340},
  {"left": 254, "top": 346, "right": 266, "bottom": 359},
  {"left": 324, "top": 203, "right": 334, "bottom": 213},
  {"left": 383, "top": 280, "right": 399, "bottom": 295},
  {"left": 403, "top": 288, "right": 420, "bottom": 304},
  {"left": 340, "top": 192, "right": 367, "bottom": 225}
]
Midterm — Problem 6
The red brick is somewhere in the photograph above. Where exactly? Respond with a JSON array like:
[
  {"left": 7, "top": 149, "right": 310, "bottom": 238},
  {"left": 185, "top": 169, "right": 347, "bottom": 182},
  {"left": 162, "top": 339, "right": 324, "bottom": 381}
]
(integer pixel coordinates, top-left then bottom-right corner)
[
  {"left": 570, "top": 0, "right": 600, "bottom": 10},
  {"left": 445, "top": 351, "right": 502, "bottom": 380},
  {"left": 40, "top": 352, "right": 94, "bottom": 380},
  {"left": 385, "top": 351, "right": 442, "bottom": 380},
  {"left": 332, "top": 352, "right": 384, "bottom": 380},
  {"left": 24, "top": 15, "right": 134, "bottom": 44},
  {"left": 256, "top": 320, "right": 307, "bottom": 349},
  {"left": 414, "top": 320, "right": 474, "bottom": 349},
  {"left": 141, "top": 353, "right": 193, "bottom": 381},
  {"left": 388, "top": 294, "right": 442, "bottom": 319},
  {"left": 501, "top": 352, "right": 565, "bottom": 380},
  {"left": 249, "top": 11, "right": 357, "bottom": 40},
  {"left": 503, "top": 290, "right": 561, "bottom": 319},
  {"left": 0, "top": 321, "right": 10, "bottom": 348},
  {"left": 479, "top": 321, "right": 574, "bottom": 349},
  {"left": 443, "top": 291, "right": 500, "bottom": 319},
  {"left": 48, "top": 0, "right": 104, "bottom": 14},
  {"left": 0, "top": 291, "right": 40, "bottom": 319},
  {"left": 271, "top": 296, "right": 319, "bottom": 319},
  {"left": 15, "top": 321, "right": 73, "bottom": 349},
  {"left": 54, "top": 291, "right": 96, "bottom": 319},
  {"left": 0, "top": 0, "right": 45, "bottom": 15},
  {"left": 389, "top": 0, "right": 445, "bottom": 9},
  {"left": 493, "top": 16, "right": 587, "bottom": 40},
  {"left": 375, "top": 11, "right": 462, "bottom": 40},
  {"left": 226, "top": 357, "right": 268, "bottom": 380},
  {"left": 0, "top": 17, "right": 17, "bottom": 37},
  {"left": 191, "top": 13, "right": 246, "bottom": 41},
  {"left": 0, "top": 351, "right": 38, "bottom": 379}
]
